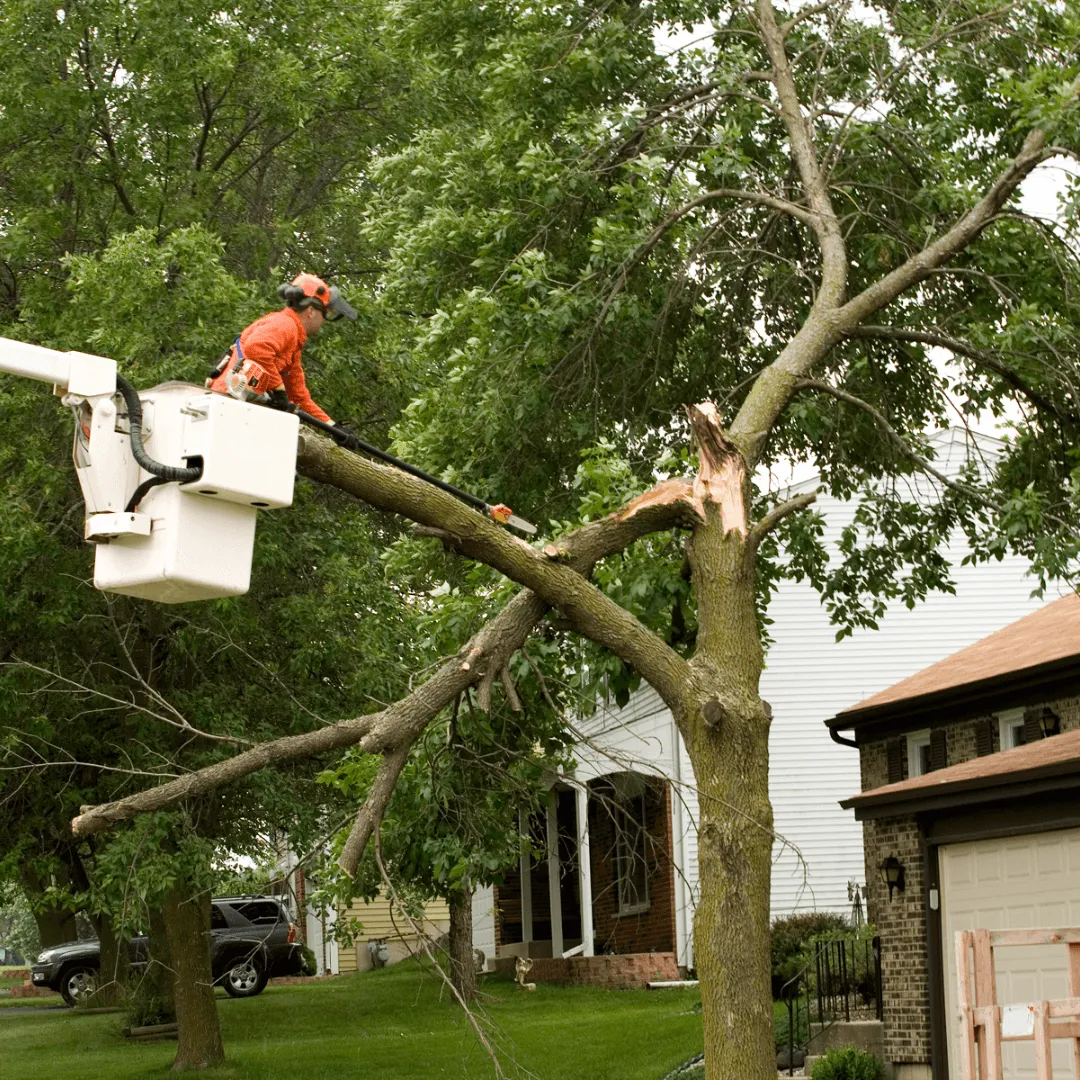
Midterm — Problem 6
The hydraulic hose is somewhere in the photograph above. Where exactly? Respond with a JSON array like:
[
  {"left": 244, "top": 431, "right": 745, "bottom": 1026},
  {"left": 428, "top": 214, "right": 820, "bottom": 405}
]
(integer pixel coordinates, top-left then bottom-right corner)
[
  {"left": 124, "top": 475, "right": 169, "bottom": 514},
  {"left": 115, "top": 375, "right": 202, "bottom": 484}
]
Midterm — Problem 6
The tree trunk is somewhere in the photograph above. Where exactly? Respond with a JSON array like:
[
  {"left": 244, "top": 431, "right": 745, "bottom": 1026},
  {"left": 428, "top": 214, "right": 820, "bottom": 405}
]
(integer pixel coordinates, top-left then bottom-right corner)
[
  {"left": 162, "top": 882, "right": 224, "bottom": 1071},
  {"left": 685, "top": 479, "right": 776, "bottom": 1080},
  {"left": 142, "top": 903, "right": 177, "bottom": 1021},
  {"left": 94, "top": 912, "right": 128, "bottom": 1006},
  {"left": 447, "top": 882, "right": 477, "bottom": 1002},
  {"left": 19, "top": 867, "right": 77, "bottom": 948}
]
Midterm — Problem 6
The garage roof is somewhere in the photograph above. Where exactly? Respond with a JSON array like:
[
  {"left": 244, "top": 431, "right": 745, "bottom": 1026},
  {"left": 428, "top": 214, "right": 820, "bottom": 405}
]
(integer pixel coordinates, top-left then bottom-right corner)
[
  {"left": 841, "top": 727, "right": 1080, "bottom": 819},
  {"left": 829, "top": 592, "right": 1080, "bottom": 732}
]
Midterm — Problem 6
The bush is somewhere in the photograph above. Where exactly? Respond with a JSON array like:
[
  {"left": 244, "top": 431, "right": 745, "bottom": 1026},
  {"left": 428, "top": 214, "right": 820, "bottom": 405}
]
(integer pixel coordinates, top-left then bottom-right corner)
[
  {"left": 774, "top": 998, "right": 809, "bottom": 1052},
  {"left": 770, "top": 911, "right": 850, "bottom": 997},
  {"left": 810, "top": 1047, "right": 883, "bottom": 1080},
  {"left": 299, "top": 945, "right": 318, "bottom": 977}
]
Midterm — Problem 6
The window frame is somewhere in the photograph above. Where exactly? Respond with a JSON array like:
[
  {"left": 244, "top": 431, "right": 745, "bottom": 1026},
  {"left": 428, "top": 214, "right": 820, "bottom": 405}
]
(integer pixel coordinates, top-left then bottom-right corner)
[
  {"left": 907, "top": 729, "right": 932, "bottom": 778},
  {"left": 614, "top": 791, "right": 651, "bottom": 917},
  {"left": 997, "top": 707, "right": 1025, "bottom": 751}
]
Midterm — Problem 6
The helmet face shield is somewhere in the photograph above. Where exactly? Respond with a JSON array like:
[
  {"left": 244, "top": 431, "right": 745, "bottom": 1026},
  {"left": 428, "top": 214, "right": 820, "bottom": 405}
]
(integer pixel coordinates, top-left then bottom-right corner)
[{"left": 325, "top": 286, "right": 357, "bottom": 322}]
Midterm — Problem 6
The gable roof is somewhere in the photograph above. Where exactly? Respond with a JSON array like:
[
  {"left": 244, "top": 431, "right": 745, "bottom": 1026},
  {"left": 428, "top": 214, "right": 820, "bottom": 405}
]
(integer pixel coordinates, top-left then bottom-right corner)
[
  {"left": 829, "top": 593, "right": 1080, "bottom": 732},
  {"left": 841, "top": 727, "right": 1080, "bottom": 819}
]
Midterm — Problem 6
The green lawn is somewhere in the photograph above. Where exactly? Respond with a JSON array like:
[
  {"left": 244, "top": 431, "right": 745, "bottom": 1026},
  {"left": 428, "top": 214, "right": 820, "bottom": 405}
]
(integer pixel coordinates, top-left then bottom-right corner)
[{"left": 0, "top": 962, "right": 703, "bottom": 1079}]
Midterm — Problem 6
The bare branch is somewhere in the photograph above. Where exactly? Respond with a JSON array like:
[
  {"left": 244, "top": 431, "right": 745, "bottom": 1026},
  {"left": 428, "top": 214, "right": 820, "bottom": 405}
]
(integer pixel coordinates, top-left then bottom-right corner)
[
  {"left": 793, "top": 379, "right": 993, "bottom": 507},
  {"left": 757, "top": 0, "right": 847, "bottom": 308},
  {"left": 848, "top": 325, "right": 1080, "bottom": 425},
  {"left": 745, "top": 491, "right": 818, "bottom": 554}
]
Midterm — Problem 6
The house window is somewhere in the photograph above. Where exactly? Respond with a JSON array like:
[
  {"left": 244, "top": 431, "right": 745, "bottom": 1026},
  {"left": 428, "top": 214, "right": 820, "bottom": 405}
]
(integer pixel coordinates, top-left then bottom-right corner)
[
  {"left": 997, "top": 707, "right": 1025, "bottom": 750},
  {"left": 614, "top": 793, "right": 650, "bottom": 915},
  {"left": 907, "top": 730, "right": 932, "bottom": 777}
]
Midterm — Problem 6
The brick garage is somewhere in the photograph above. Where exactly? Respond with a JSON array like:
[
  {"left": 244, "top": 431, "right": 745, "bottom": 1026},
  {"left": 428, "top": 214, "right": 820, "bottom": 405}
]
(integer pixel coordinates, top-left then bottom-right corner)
[{"left": 832, "top": 596, "right": 1080, "bottom": 1080}]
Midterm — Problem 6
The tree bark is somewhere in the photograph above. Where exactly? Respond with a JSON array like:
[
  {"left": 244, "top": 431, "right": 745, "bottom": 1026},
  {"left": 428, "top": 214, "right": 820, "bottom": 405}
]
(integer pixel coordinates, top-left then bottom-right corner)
[
  {"left": 683, "top": 459, "right": 775, "bottom": 1080},
  {"left": 19, "top": 866, "right": 77, "bottom": 948},
  {"left": 94, "top": 912, "right": 128, "bottom": 1006},
  {"left": 162, "top": 883, "right": 224, "bottom": 1071},
  {"left": 447, "top": 882, "right": 477, "bottom": 1002}
]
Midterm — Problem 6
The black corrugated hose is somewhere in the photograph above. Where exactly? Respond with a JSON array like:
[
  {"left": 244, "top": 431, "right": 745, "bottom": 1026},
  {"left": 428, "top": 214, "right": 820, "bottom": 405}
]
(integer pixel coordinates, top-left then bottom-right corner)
[{"left": 115, "top": 375, "right": 202, "bottom": 512}]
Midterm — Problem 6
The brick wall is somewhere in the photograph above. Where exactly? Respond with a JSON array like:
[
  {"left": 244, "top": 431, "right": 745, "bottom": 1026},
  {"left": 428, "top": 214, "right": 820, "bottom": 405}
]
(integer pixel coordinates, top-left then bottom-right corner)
[
  {"left": 492, "top": 951, "right": 679, "bottom": 988},
  {"left": 588, "top": 779, "right": 676, "bottom": 955},
  {"left": 859, "top": 692, "right": 1080, "bottom": 1067},
  {"left": 863, "top": 813, "right": 929, "bottom": 1064}
]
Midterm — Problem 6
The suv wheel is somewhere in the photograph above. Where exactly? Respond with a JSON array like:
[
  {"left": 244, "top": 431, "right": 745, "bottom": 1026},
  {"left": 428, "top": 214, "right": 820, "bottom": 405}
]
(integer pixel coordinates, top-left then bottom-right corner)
[
  {"left": 223, "top": 958, "right": 268, "bottom": 998},
  {"left": 60, "top": 965, "right": 98, "bottom": 1008}
]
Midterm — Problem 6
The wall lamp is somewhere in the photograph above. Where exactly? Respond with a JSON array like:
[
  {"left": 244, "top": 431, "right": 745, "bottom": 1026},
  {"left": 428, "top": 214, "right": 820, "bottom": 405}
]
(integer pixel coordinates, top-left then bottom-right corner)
[
  {"left": 1038, "top": 707, "right": 1061, "bottom": 739},
  {"left": 879, "top": 856, "right": 905, "bottom": 902}
]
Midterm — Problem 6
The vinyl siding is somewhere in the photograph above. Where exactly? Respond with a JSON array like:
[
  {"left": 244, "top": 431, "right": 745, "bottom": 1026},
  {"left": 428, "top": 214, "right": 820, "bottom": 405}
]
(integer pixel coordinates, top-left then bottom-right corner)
[
  {"left": 570, "top": 430, "right": 1064, "bottom": 948},
  {"left": 336, "top": 894, "right": 450, "bottom": 974}
]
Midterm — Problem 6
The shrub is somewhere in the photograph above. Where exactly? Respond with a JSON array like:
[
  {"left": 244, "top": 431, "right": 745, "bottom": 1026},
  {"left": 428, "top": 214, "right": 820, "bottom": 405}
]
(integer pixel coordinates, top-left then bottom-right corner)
[
  {"left": 771, "top": 912, "right": 851, "bottom": 973},
  {"left": 810, "top": 1047, "right": 883, "bottom": 1080},
  {"left": 299, "top": 945, "right": 318, "bottom": 977},
  {"left": 770, "top": 911, "right": 850, "bottom": 997}
]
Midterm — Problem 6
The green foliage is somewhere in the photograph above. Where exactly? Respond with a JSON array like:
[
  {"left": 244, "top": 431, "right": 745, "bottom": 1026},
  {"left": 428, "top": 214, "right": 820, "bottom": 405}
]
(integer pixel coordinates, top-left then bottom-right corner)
[
  {"left": 770, "top": 912, "right": 851, "bottom": 977},
  {"left": 811, "top": 1047, "right": 884, "bottom": 1080},
  {"left": 773, "top": 998, "right": 809, "bottom": 1054},
  {"left": 0, "top": 892, "right": 40, "bottom": 963}
]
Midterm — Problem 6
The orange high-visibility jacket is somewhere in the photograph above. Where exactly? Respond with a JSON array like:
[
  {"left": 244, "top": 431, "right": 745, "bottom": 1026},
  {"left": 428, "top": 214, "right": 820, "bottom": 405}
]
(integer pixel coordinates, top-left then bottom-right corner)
[{"left": 211, "top": 307, "right": 332, "bottom": 423}]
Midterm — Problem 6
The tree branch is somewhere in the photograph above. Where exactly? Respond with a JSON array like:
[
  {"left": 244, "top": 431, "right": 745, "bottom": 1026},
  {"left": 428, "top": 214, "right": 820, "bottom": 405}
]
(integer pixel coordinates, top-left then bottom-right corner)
[
  {"left": 757, "top": 0, "right": 847, "bottom": 308},
  {"left": 793, "top": 379, "right": 992, "bottom": 506},
  {"left": 848, "top": 325, "right": 1080, "bottom": 425},
  {"left": 745, "top": 491, "right": 818, "bottom": 554},
  {"left": 294, "top": 431, "right": 692, "bottom": 707},
  {"left": 837, "top": 77, "right": 1078, "bottom": 328},
  {"left": 72, "top": 476, "right": 693, "bottom": 838},
  {"left": 337, "top": 744, "right": 411, "bottom": 878}
]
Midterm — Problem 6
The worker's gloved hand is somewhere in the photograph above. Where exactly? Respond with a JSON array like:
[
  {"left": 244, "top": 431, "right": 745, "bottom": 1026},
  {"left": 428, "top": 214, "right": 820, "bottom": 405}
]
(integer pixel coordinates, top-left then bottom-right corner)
[
  {"left": 267, "top": 388, "right": 297, "bottom": 413},
  {"left": 332, "top": 422, "right": 362, "bottom": 451}
]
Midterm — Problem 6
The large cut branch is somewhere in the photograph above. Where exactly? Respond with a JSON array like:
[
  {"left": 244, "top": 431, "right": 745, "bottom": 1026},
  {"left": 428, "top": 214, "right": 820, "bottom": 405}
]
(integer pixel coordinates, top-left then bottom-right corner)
[
  {"left": 294, "top": 431, "right": 692, "bottom": 706},
  {"left": 72, "top": 476, "right": 694, "bottom": 838}
]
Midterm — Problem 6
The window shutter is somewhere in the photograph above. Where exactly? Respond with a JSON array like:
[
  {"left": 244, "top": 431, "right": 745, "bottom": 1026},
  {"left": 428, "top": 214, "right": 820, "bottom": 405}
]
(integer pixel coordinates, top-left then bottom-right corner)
[
  {"left": 929, "top": 728, "right": 947, "bottom": 771},
  {"left": 886, "top": 739, "right": 904, "bottom": 784},
  {"left": 1022, "top": 708, "right": 1044, "bottom": 744},
  {"left": 974, "top": 719, "right": 994, "bottom": 757}
]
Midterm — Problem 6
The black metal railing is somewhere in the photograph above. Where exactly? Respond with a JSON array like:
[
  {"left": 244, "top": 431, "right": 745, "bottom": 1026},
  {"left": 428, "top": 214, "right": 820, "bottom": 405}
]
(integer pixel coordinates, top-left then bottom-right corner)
[{"left": 779, "top": 935, "right": 882, "bottom": 1076}]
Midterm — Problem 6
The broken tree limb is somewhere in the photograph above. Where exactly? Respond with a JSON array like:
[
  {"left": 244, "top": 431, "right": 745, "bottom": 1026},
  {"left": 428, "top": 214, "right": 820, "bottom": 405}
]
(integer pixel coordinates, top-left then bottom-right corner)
[
  {"left": 687, "top": 403, "right": 749, "bottom": 538},
  {"left": 295, "top": 430, "right": 692, "bottom": 708},
  {"left": 72, "top": 484, "right": 692, "bottom": 838}
]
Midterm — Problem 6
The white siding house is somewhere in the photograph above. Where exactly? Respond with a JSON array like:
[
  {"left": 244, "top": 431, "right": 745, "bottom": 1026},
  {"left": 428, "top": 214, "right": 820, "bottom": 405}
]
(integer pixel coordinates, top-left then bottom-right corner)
[{"left": 488, "top": 430, "right": 1065, "bottom": 970}]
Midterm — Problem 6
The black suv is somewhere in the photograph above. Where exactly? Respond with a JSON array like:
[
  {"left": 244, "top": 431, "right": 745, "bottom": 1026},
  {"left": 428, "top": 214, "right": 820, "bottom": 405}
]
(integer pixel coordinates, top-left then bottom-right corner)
[{"left": 30, "top": 896, "right": 305, "bottom": 1007}]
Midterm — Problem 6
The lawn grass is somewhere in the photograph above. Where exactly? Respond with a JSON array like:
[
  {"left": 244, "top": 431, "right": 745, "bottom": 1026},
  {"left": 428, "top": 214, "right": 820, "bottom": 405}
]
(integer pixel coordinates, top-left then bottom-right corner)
[{"left": 0, "top": 961, "right": 703, "bottom": 1079}]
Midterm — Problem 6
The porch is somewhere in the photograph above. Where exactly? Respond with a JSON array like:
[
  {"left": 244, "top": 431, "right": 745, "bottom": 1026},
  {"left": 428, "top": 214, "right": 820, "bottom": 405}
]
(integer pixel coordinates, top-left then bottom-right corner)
[{"left": 491, "top": 771, "right": 682, "bottom": 988}]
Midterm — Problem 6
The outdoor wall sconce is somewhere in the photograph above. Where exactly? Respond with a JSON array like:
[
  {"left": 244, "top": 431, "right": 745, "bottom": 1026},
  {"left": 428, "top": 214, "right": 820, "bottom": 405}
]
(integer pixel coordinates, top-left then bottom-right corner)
[
  {"left": 1039, "top": 707, "right": 1061, "bottom": 738},
  {"left": 879, "top": 856, "right": 905, "bottom": 902}
]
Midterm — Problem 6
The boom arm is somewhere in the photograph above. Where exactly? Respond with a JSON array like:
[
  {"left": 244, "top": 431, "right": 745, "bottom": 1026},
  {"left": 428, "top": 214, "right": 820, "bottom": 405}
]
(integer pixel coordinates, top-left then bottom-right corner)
[{"left": 0, "top": 338, "right": 116, "bottom": 397}]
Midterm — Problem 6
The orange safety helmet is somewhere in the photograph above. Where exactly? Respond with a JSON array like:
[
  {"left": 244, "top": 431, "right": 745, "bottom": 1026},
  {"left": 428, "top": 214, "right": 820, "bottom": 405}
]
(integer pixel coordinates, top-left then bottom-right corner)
[{"left": 277, "top": 273, "right": 357, "bottom": 321}]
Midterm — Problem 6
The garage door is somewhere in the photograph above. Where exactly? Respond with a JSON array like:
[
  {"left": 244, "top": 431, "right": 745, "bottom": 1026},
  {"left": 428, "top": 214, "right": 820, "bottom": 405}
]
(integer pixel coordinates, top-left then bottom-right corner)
[{"left": 941, "top": 826, "right": 1080, "bottom": 1078}]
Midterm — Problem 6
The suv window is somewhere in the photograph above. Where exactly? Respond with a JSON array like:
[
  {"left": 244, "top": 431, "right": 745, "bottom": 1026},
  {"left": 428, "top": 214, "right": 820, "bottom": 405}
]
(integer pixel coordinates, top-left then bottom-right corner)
[
  {"left": 234, "top": 901, "right": 285, "bottom": 925},
  {"left": 210, "top": 904, "right": 228, "bottom": 930}
]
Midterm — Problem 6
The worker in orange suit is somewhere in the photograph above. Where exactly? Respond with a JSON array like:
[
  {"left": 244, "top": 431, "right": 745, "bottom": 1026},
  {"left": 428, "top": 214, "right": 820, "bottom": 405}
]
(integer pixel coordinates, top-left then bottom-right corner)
[{"left": 208, "top": 273, "right": 357, "bottom": 427}]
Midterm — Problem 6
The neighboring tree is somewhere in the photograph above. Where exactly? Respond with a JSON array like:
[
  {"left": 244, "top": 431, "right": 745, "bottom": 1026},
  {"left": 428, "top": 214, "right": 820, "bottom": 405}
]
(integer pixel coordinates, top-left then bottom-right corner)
[{"left": 19, "top": 4, "right": 1080, "bottom": 1080}]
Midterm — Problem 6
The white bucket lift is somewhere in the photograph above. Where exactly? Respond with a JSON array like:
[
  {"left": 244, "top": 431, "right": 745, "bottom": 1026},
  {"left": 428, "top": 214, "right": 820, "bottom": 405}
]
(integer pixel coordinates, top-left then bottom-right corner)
[{"left": 1, "top": 337, "right": 299, "bottom": 604}]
